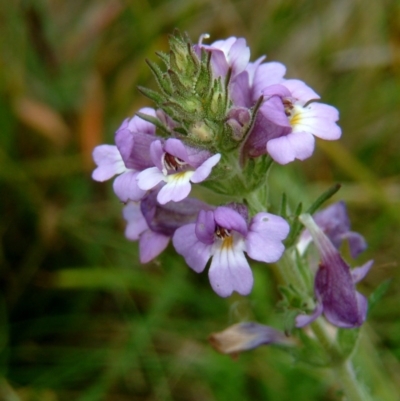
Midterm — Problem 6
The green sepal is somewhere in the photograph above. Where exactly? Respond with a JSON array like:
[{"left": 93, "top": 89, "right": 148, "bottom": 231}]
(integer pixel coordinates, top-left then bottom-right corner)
[
  {"left": 285, "top": 202, "right": 303, "bottom": 247},
  {"left": 293, "top": 329, "right": 331, "bottom": 367},
  {"left": 146, "top": 58, "right": 173, "bottom": 96},
  {"left": 337, "top": 328, "right": 360, "bottom": 360},
  {"left": 135, "top": 112, "right": 170, "bottom": 137},
  {"left": 137, "top": 86, "right": 166, "bottom": 105},
  {"left": 280, "top": 193, "right": 288, "bottom": 219}
]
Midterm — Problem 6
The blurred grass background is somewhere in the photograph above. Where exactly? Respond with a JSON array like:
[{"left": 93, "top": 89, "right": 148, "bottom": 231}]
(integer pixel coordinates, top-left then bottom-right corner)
[{"left": 1, "top": 0, "right": 400, "bottom": 400}]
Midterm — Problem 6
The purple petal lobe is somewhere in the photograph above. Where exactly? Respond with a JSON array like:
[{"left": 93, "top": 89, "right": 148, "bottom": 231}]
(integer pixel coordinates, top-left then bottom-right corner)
[
  {"left": 139, "top": 230, "right": 170, "bottom": 263},
  {"left": 246, "top": 213, "right": 289, "bottom": 263},
  {"left": 191, "top": 154, "right": 221, "bottom": 183},
  {"left": 292, "top": 103, "right": 341, "bottom": 140},
  {"left": 137, "top": 167, "right": 165, "bottom": 190},
  {"left": 123, "top": 202, "right": 148, "bottom": 241},
  {"left": 113, "top": 170, "right": 146, "bottom": 202},
  {"left": 295, "top": 302, "right": 324, "bottom": 328},
  {"left": 252, "top": 62, "right": 286, "bottom": 100},
  {"left": 214, "top": 207, "right": 248, "bottom": 237},
  {"left": 157, "top": 172, "right": 194, "bottom": 204},
  {"left": 282, "top": 79, "right": 320, "bottom": 102},
  {"left": 92, "top": 145, "right": 126, "bottom": 181},
  {"left": 164, "top": 138, "right": 189, "bottom": 162},
  {"left": 195, "top": 210, "right": 216, "bottom": 245},
  {"left": 351, "top": 260, "right": 373, "bottom": 284},
  {"left": 267, "top": 132, "right": 315, "bottom": 164},
  {"left": 208, "top": 242, "right": 253, "bottom": 297},
  {"left": 260, "top": 96, "right": 291, "bottom": 127},
  {"left": 173, "top": 224, "right": 212, "bottom": 273}
]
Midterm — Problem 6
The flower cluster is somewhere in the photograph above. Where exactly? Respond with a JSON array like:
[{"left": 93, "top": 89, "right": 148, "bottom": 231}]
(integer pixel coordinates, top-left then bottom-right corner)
[{"left": 92, "top": 32, "right": 368, "bottom": 312}]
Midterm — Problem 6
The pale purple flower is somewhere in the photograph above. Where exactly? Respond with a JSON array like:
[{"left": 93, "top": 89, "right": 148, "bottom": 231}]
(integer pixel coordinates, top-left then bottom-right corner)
[
  {"left": 209, "top": 322, "right": 292, "bottom": 355},
  {"left": 297, "top": 201, "right": 367, "bottom": 258},
  {"left": 136, "top": 138, "right": 221, "bottom": 205},
  {"left": 92, "top": 107, "right": 157, "bottom": 202},
  {"left": 123, "top": 190, "right": 210, "bottom": 263},
  {"left": 296, "top": 214, "right": 372, "bottom": 329},
  {"left": 259, "top": 80, "right": 341, "bottom": 164},
  {"left": 172, "top": 204, "right": 290, "bottom": 297}
]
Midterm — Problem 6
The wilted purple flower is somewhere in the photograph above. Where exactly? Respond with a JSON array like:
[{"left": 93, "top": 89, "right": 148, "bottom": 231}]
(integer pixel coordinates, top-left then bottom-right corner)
[
  {"left": 136, "top": 138, "right": 221, "bottom": 205},
  {"left": 209, "top": 322, "right": 292, "bottom": 355},
  {"left": 123, "top": 190, "right": 210, "bottom": 263},
  {"left": 296, "top": 214, "right": 373, "bottom": 329},
  {"left": 297, "top": 201, "right": 367, "bottom": 259},
  {"left": 92, "top": 108, "right": 157, "bottom": 202},
  {"left": 172, "top": 204, "right": 289, "bottom": 297}
]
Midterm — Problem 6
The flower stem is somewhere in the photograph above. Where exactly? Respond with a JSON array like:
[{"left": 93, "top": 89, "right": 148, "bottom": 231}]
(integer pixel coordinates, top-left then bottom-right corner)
[{"left": 335, "top": 359, "right": 374, "bottom": 401}]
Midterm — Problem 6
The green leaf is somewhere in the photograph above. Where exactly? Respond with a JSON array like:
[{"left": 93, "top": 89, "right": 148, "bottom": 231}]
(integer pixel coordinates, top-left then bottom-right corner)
[
  {"left": 368, "top": 279, "right": 392, "bottom": 313},
  {"left": 305, "top": 183, "right": 341, "bottom": 214}
]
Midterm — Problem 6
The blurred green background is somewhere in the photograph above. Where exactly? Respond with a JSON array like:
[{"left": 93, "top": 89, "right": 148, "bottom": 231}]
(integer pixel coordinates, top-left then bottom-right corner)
[{"left": 1, "top": 1, "right": 400, "bottom": 400}]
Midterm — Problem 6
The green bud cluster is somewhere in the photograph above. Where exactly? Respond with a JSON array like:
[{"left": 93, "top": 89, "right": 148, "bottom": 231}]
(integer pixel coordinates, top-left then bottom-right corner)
[{"left": 137, "top": 30, "right": 259, "bottom": 154}]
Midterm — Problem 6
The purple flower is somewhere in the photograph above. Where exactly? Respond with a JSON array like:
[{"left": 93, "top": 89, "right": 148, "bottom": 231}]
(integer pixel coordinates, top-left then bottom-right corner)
[
  {"left": 196, "top": 35, "right": 250, "bottom": 80},
  {"left": 172, "top": 205, "right": 289, "bottom": 297},
  {"left": 256, "top": 80, "right": 341, "bottom": 164},
  {"left": 136, "top": 138, "right": 221, "bottom": 205},
  {"left": 230, "top": 57, "right": 286, "bottom": 108},
  {"left": 123, "top": 190, "right": 210, "bottom": 263},
  {"left": 297, "top": 201, "right": 367, "bottom": 259},
  {"left": 296, "top": 214, "right": 373, "bottom": 329},
  {"left": 92, "top": 108, "right": 157, "bottom": 202},
  {"left": 209, "top": 322, "right": 292, "bottom": 355}
]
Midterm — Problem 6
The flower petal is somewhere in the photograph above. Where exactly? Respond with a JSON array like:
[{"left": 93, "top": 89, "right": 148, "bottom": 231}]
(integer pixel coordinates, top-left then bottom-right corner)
[
  {"left": 139, "top": 230, "right": 170, "bottom": 263},
  {"left": 191, "top": 153, "right": 221, "bottom": 183},
  {"left": 137, "top": 167, "right": 165, "bottom": 190},
  {"left": 113, "top": 170, "right": 146, "bottom": 202},
  {"left": 295, "top": 302, "right": 324, "bottom": 328},
  {"left": 173, "top": 224, "right": 212, "bottom": 273},
  {"left": 123, "top": 202, "right": 148, "bottom": 241},
  {"left": 267, "top": 132, "right": 315, "bottom": 164},
  {"left": 246, "top": 213, "right": 289, "bottom": 263},
  {"left": 157, "top": 172, "right": 194, "bottom": 204},
  {"left": 195, "top": 210, "right": 216, "bottom": 245},
  {"left": 351, "top": 260, "right": 373, "bottom": 284},
  {"left": 208, "top": 243, "right": 253, "bottom": 297},
  {"left": 282, "top": 79, "right": 320, "bottom": 103},
  {"left": 292, "top": 103, "right": 341, "bottom": 140},
  {"left": 92, "top": 145, "right": 126, "bottom": 181},
  {"left": 214, "top": 207, "right": 248, "bottom": 237}
]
